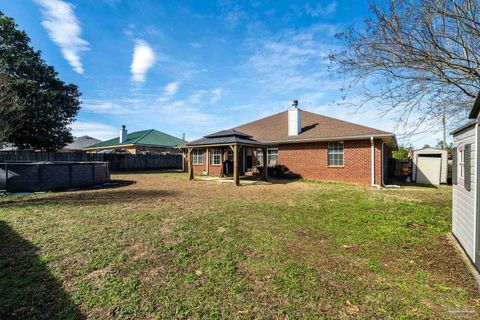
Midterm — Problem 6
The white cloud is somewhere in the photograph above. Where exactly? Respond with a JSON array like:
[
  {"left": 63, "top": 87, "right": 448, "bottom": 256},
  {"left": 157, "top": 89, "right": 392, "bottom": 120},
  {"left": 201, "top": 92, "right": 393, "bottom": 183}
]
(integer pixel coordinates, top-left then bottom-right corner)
[
  {"left": 244, "top": 24, "right": 340, "bottom": 93},
  {"left": 189, "top": 42, "right": 202, "bottom": 48},
  {"left": 130, "top": 40, "right": 156, "bottom": 83},
  {"left": 210, "top": 88, "right": 223, "bottom": 104},
  {"left": 304, "top": 1, "right": 338, "bottom": 17},
  {"left": 70, "top": 121, "right": 118, "bottom": 141},
  {"left": 164, "top": 81, "right": 180, "bottom": 96},
  {"left": 104, "top": 0, "right": 121, "bottom": 6},
  {"left": 35, "top": 0, "right": 89, "bottom": 74},
  {"left": 81, "top": 100, "right": 133, "bottom": 115}
]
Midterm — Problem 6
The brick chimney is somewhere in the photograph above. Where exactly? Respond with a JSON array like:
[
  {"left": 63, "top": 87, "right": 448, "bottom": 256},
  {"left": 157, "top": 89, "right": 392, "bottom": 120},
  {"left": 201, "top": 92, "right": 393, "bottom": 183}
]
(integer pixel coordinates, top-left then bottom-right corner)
[
  {"left": 288, "top": 100, "right": 301, "bottom": 136},
  {"left": 119, "top": 125, "right": 128, "bottom": 143}
]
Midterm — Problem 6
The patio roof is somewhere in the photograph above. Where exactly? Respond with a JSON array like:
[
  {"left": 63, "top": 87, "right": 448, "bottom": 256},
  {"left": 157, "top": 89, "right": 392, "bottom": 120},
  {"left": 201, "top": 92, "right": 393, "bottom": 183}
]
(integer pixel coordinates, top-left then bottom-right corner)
[{"left": 185, "top": 129, "right": 266, "bottom": 147}]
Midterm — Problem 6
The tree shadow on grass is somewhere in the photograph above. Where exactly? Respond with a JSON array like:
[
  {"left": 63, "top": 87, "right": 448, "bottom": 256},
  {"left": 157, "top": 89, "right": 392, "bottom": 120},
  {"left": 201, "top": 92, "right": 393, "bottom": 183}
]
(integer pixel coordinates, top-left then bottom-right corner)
[
  {"left": 1, "top": 188, "right": 180, "bottom": 208},
  {"left": 0, "top": 221, "right": 84, "bottom": 319}
]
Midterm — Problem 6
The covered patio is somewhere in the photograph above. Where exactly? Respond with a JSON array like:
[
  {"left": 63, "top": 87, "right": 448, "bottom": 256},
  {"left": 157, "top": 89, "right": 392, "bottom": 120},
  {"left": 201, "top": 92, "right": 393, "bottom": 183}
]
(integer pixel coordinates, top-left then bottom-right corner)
[{"left": 183, "top": 129, "right": 268, "bottom": 186}]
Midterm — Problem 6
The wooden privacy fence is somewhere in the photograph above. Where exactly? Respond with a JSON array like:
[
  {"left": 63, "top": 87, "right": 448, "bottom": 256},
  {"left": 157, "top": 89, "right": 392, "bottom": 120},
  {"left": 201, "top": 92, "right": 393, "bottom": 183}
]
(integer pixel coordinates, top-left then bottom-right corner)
[
  {"left": 389, "top": 158, "right": 412, "bottom": 180},
  {"left": 0, "top": 151, "right": 183, "bottom": 171}
]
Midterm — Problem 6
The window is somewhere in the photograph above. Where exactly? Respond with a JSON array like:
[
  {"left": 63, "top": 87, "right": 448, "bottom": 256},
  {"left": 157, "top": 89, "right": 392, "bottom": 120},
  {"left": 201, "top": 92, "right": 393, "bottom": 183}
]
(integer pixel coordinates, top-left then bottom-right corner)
[
  {"left": 267, "top": 147, "right": 278, "bottom": 166},
  {"left": 192, "top": 149, "right": 204, "bottom": 165},
  {"left": 211, "top": 149, "right": 221, "bottom": 165},
  {"left": 256, "top": 148, "right": 264, "bottom": 166},
  {"left": 459, "top": 148, "right": 464, "bottom": 178},
  {"left": 328, "top": 142, "right": 344, "bottom": 166}
]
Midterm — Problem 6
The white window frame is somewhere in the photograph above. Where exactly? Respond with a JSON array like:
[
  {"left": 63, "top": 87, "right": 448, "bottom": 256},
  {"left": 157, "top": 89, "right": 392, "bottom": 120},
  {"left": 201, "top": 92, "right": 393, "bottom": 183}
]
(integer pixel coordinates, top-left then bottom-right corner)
[
  {"left": 328, "top": 141, "right": 344, "bottom": 167},
  {"left": 256, "top": 148, "right": 264, "bottom": 166},
  {"left": 458, "top": 147, "right": 465, "bottom": 179},
  {"left": 267, "top": 147, "right": 278, "bottom": 166},
  {"left": 192, "top": 149, "right": 204, "bottom": 165},
  {"left": 211, "top": 149, "right": 221, "bottom": 165}
]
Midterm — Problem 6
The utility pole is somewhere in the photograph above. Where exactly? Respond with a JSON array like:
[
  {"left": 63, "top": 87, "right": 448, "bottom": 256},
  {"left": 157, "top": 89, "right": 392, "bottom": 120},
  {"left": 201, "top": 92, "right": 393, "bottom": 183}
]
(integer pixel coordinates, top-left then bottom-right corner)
[{"left": 442, "top": 106, "right": 447, "bottom": 150}]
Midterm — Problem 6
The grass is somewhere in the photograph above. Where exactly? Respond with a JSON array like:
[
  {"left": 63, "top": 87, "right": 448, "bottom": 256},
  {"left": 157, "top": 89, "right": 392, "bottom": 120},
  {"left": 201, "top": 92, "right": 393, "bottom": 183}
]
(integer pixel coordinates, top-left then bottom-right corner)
[{"left": 0, "top": 171, "right": 478, "bottom": 319}]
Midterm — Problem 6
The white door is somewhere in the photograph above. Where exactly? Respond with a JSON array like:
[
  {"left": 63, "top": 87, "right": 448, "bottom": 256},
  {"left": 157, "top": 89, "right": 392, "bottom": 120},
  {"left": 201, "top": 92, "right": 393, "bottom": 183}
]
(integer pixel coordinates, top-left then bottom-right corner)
[{"left": 416, "top": 157, "right": 441, "bottom": 185}]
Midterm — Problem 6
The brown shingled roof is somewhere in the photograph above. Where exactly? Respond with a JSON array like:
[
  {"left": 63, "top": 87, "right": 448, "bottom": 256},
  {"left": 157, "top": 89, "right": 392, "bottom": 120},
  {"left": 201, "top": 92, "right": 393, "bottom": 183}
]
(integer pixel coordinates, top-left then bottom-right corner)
[{"left": 234, "top": 109, "right": 395, "bottom": 145}]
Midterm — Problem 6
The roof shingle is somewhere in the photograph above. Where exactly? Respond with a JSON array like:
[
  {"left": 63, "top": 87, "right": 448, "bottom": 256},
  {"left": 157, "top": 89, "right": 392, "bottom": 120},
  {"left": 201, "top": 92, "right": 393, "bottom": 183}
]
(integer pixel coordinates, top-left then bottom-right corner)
[
  {"left": 85, "top": 129, "right": 186, "bottom": 149},
  {"left": 234, "top": 109, "right": 392, "bottom": 142}
]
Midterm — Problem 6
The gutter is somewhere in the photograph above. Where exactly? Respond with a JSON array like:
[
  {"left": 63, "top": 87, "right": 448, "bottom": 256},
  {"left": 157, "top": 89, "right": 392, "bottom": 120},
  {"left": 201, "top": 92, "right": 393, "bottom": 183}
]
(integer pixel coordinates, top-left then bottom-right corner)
[
  {"left": 371, "top": 137, "right": 380, "bottom": 189},
  {"left": 84, "top": 143, "right": 174, "bottom": 151},
  {"left": 264, "top": 133, "right": 396, "bottom": 144},
  {"left": 450, "top": 120, "right": 477, "bottom": 135}
]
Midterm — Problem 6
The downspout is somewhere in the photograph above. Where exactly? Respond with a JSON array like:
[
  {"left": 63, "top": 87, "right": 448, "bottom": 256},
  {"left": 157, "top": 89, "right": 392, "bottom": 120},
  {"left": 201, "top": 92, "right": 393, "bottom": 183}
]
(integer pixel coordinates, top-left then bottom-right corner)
[{"left": 371, "top": 137, "right": 380, "bottom": 188}]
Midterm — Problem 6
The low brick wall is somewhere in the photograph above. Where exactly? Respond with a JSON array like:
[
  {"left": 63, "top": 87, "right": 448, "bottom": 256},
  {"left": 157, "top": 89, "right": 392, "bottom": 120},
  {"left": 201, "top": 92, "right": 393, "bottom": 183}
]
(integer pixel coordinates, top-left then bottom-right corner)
[{"left": 0, "top": 162, "right": 110, "bottom": 192}]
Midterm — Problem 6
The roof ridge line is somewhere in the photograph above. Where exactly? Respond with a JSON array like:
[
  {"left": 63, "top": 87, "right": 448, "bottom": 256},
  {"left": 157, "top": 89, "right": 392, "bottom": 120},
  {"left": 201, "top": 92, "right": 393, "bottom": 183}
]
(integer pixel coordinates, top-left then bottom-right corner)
[
  {"left": 300, "top": 110, "right": 391, "bottom": 134},
  {"left": 133, "top": 129, "right": 154, "bottom": 144}
]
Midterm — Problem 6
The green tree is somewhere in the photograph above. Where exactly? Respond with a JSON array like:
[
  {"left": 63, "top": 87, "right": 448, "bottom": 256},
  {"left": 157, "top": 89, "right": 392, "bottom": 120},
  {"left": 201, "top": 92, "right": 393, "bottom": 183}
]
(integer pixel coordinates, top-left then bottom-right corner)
[
  {"left": 392, "top": 146, "right": 411, "bottom": 160},
  {"left": 436, "top": 140, "right": 453, "bottom": 151},
  {"left": 0, "top": 11, "right": 81, "bottom": 150},
  {"left": 0, "top": 72, "right": 21, "bottom": 143}
]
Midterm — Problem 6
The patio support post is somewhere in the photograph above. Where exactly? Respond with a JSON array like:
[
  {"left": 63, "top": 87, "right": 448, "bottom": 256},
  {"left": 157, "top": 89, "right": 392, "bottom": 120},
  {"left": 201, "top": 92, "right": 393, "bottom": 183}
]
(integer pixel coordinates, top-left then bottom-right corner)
[
  {"left": 262, "top": 147, "right": 268, "bottom": 180},
  {"left": 188, "top": 148, "right": 194, "bottom": 181},
  {"left": 233, "top": 144, "right": 239, "bottom": 186},
  {"left": 220, "top": 148, "right": 225, "bottom": 177}
]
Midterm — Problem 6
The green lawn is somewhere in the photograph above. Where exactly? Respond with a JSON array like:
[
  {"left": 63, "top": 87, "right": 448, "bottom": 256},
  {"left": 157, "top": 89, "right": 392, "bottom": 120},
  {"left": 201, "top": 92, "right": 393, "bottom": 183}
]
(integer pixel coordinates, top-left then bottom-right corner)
[{"left": 0, "top": 172, "right": 478, "bottom": 319}]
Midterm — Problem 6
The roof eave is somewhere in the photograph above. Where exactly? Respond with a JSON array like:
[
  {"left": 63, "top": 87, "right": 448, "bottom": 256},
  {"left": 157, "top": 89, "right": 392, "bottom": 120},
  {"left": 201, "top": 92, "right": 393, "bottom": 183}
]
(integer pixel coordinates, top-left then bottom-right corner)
[
  {"left": 469, "top": 91, "right": 480, "bottom": 119},
  {"left": 84, "top": 143, "right": 181, "bottom": 150},
  {"left": 450, "top": 120, "right": 477, "bottom": 135},
  {"left": 262, "top": 133, "right": 397, "bottom": 148}
]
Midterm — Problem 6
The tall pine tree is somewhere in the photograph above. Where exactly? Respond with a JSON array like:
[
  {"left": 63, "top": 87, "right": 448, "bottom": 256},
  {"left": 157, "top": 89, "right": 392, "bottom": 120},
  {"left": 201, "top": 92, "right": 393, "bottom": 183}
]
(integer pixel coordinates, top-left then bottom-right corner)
[{"left": 0, "top": 11, "right": 81, "bottom": 151}]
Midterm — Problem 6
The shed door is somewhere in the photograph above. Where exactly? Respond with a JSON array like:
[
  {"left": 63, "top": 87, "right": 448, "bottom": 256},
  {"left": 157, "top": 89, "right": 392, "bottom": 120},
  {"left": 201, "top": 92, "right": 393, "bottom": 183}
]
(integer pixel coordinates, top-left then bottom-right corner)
[{"left": 416, "top": 157, "right": 442, "bottom": 185}]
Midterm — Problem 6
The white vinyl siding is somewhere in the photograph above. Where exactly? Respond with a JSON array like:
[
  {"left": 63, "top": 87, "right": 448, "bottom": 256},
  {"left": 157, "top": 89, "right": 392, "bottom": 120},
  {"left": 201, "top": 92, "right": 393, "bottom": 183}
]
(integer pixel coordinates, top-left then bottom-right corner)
[{"left": 452, "top": 124, "right": 476, "bottom": 261}]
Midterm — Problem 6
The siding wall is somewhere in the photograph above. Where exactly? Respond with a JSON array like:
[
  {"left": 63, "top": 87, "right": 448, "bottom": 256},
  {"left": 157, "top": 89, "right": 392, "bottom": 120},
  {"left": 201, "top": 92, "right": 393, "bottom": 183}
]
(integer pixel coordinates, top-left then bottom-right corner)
[{"left": 452, "top": 124, "right": 477, "bottom": 261}]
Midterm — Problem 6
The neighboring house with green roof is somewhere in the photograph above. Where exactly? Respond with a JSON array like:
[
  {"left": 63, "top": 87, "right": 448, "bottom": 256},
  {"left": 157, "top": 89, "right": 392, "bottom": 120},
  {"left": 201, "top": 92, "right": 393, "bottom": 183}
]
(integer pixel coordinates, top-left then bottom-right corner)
[{"left": 84, "top": 125, "right": 186, "bottom": 154}]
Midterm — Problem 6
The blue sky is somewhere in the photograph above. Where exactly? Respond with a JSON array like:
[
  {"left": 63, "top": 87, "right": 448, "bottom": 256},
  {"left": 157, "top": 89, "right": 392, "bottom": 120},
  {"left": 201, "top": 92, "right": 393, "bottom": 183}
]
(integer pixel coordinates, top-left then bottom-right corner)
[{"left": 3, "top": 0, "right": 445, "bottom": 147}]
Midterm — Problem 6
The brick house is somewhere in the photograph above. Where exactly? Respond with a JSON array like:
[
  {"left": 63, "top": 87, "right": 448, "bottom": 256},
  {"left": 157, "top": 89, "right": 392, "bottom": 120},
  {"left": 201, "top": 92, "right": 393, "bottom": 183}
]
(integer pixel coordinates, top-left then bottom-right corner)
[
  {"left": 84, "top": 125, "right": 186, "bottom": 154},
  {"left": 184, "top": 101, "right": 397, "bottom": 186}
]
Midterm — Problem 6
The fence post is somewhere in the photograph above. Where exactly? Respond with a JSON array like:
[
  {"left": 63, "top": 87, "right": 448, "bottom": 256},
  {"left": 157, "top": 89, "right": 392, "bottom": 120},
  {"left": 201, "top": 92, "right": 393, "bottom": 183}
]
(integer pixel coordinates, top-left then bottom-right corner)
[
  {"left": 69, "top": 163, "right": 73, "bottom": 189},
  {"left": 5, "top": 164, "right": 8, "bottom": 191}
]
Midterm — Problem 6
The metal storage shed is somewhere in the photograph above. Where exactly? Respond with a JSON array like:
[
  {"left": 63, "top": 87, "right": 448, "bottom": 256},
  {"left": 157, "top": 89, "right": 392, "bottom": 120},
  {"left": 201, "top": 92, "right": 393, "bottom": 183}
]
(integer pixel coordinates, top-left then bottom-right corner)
[{"left": 412, "top": 147, "right": 448, "bottom": 185}]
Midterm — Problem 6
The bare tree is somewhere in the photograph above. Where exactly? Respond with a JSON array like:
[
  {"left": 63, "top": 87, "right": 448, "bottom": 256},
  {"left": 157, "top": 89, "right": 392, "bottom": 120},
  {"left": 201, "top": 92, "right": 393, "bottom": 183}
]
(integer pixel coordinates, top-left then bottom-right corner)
[
  {"left": 0, "top": 73, "right": 21, "bottom": 145},
  {"left": 331, "top": 0, "right": 480, "bottom": 141}
]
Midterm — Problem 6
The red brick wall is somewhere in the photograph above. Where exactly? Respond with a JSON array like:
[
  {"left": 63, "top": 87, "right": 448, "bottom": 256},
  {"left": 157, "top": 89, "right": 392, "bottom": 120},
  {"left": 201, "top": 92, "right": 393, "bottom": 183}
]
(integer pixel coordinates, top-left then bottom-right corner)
[
  {"left": 278, "top": 139, "right": 384, "bottom": 185},
  {"left": 190, "top": 148, "right": 230, "bottom": 175},
  {"left": 187, "top": 140, "right": 386, "bottom": 186}
]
